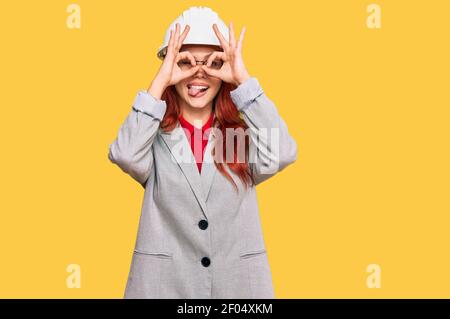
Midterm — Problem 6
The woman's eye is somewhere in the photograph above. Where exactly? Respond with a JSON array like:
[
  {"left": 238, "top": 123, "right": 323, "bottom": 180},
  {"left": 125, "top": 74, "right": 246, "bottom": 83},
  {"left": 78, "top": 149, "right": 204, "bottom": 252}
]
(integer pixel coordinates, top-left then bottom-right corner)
[{"left": 211, "top": 60, "right": 222, "bottom": 68}]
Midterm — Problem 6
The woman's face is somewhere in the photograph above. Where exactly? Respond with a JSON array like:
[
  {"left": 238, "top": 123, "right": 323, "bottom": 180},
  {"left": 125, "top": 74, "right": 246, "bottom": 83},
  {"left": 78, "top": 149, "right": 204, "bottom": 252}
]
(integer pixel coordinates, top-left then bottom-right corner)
[{"left": 174, "top": 44, "right": 223, "bottom": 110}]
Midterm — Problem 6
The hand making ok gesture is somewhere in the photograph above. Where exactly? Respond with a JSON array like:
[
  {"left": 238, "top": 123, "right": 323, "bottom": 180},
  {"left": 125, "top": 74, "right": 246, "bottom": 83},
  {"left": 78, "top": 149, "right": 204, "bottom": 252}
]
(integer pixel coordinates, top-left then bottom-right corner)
[{"left": 203, "top": 22, "right": 251, "bottom": 87}]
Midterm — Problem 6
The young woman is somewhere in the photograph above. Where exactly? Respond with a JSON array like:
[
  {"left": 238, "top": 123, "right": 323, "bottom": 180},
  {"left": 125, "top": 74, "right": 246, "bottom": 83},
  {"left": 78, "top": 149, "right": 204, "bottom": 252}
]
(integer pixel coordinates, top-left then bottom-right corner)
[{"left": 108, "top": 7, "right": 297, "bottom": 298}]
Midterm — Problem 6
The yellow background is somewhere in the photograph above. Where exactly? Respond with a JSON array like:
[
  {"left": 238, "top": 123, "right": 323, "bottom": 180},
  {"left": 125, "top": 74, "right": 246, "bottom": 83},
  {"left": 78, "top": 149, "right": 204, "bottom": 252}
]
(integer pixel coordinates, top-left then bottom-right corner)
[{"left": 1, "top": 0, "right": 449, "bottom": 298}]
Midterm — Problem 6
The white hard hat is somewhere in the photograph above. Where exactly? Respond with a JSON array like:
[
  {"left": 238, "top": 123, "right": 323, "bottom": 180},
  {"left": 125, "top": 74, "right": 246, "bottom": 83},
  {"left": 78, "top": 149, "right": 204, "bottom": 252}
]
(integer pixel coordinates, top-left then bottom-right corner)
[{"left": 157, "top": 6, "right": 229, "bottom": 60}]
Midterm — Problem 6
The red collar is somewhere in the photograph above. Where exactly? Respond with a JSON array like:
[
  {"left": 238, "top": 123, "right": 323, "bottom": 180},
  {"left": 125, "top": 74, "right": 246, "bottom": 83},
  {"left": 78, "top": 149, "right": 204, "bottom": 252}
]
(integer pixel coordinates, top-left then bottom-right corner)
[{"left": 178, "top": 112, "right": 214, "bottom": 136}]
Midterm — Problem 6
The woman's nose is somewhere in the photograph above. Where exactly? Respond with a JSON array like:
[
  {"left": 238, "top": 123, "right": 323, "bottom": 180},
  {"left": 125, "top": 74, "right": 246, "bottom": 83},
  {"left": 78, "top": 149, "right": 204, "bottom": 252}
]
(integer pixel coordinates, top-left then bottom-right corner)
[{"left": 194, "top": 65, "right": 207, "bottom": 76}]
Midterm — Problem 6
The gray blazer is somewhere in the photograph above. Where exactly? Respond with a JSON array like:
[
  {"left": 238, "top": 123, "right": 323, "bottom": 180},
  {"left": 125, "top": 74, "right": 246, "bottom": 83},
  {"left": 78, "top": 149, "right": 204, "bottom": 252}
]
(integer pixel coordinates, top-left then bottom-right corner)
[{"left": 108, "top": 77, "right": 297, "bottom": 298}]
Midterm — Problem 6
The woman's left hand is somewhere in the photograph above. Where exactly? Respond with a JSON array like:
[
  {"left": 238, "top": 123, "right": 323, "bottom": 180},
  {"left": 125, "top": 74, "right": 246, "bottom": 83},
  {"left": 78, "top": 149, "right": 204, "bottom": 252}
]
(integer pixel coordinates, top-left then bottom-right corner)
[{"left": 203, "top": 22, "right": 251, "bottom": 87}]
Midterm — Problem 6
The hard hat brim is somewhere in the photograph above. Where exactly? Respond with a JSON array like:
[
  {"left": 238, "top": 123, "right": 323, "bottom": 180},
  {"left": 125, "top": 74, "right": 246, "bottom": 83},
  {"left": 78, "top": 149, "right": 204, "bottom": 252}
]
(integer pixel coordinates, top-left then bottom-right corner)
[{"left": 157, "top": 43, "right": 223, "bottom": 60}]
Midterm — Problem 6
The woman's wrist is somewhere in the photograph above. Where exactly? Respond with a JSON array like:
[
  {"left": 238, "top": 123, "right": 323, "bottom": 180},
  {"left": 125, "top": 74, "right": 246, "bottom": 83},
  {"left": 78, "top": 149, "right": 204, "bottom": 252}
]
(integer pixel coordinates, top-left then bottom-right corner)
[
  {"left": 235, "top": 73, "right": 251, "bottom": 86},
  {"left": 147, "top": 79, "right": 167, "bottom": 100}
]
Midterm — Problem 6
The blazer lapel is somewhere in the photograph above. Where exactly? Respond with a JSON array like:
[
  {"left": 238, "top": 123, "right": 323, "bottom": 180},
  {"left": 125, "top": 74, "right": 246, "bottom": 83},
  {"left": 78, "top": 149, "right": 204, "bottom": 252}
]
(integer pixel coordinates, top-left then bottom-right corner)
[{"left": 160, "top": 121, "right": 215, "bottom": 220}]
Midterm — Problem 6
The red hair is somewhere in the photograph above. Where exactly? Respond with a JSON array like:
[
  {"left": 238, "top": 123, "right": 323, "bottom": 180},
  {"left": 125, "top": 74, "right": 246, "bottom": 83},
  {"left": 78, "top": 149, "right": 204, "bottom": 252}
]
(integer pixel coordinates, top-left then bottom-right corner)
[{"left": 160, "top": 82, "right": 255, "bottom": 191}]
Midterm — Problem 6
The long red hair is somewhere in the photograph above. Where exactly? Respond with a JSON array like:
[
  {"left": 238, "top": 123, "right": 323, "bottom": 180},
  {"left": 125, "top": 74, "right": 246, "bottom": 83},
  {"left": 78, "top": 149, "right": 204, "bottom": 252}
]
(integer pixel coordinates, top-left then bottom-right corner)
[{"left": 160, "top": 82, "right": 255, "bottom": 191}]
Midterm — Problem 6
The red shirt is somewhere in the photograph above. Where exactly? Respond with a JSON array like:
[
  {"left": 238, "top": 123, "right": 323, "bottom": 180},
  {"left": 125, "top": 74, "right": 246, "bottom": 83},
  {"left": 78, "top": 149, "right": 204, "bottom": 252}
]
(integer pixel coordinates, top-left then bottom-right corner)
[{"left": 178, "top": 112, "right": 214, "bottom": 173}]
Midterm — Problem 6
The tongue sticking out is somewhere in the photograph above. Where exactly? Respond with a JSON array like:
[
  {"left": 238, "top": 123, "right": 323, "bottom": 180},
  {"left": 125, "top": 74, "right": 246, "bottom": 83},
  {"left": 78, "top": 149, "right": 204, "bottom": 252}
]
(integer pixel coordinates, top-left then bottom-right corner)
[{"left": 188, "top": 87, "right": 208, "bottom": 97}]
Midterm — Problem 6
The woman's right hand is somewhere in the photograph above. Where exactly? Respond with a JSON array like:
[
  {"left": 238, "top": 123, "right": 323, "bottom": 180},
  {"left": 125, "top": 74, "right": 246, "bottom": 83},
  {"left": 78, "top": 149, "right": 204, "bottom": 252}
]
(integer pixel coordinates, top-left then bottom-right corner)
[{"left": 147, "top": 23, "right": 200, "bottom": 99}]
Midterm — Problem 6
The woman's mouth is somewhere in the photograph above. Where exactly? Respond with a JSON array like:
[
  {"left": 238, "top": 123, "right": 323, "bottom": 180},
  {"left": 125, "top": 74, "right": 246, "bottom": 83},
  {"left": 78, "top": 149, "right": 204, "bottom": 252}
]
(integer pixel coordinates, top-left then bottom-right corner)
[{"left": 187, "top": 84, "right": 209, "bottom": 98}]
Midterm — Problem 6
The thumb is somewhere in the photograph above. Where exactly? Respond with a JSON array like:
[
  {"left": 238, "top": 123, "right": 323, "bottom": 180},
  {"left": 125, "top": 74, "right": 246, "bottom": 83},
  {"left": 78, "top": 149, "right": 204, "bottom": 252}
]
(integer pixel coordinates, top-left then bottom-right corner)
[
  {"left": 179, "top": 65, "right": 201, "bottom": 81},
  {"left": 188, "top": 65, "right": 201, "bottom": 76}
]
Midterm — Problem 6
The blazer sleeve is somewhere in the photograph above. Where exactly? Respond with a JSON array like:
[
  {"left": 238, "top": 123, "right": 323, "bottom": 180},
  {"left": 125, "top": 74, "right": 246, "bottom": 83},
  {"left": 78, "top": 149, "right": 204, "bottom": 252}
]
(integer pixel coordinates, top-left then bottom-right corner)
[
  {"left": 108, "top": 90, "right": 167, "bottom": 187},
  {"left": 230, "top": 77, "right": 298, "bottom": 185}
]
